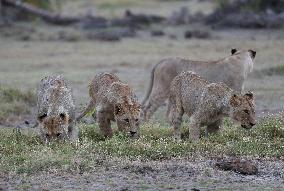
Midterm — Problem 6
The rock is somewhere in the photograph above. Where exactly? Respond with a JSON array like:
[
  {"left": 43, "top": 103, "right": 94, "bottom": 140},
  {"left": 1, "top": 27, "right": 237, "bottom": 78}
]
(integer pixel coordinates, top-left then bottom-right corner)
[
  {"left": 124, "top": 10, "right": 165, "bottom": 25},
  {"left": 215, "top": 158, "right": 258, "bottom": 175},
  {"left": 151, "top": 30, "right": 165, "bottom": 37},
  {"left": 184, "top": 30, "right": 210, "bottom": 39},
  {"left": 87, "top": 31, "right": 120, "bottom": 42},
  {"left": 168, "top": 6, "right": 190, "bottom": 25}
]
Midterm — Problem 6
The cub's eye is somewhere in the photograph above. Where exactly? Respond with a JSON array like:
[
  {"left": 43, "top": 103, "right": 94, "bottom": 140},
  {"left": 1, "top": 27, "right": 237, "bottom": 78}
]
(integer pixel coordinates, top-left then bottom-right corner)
[
  {"left": 243, "top": 110, "right": 249, "bottom": 114},
  {"left": 45, "top": 133, "right": 50, "bottom": 138},
  {"left": 124, "top": 118, "right": 129, "bottom": 123},
  {"left": 135, "top": 119, "right": 139, "bottom": 122},
  {"left": 38, "top": 113, "right": 47, "bottom": 121}
]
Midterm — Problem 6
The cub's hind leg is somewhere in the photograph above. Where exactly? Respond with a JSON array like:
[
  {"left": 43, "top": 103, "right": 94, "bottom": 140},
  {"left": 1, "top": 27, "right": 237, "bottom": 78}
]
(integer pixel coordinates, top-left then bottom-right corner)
[{"left": 205, "top": 119, "right": 223, "bottom": 138}]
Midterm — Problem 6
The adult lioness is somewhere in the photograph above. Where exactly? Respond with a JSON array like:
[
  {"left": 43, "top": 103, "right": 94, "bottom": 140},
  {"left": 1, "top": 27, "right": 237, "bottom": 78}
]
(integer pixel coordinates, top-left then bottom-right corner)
[
  {"left": 142, "top": 48, "right": 256, "bottom": 121},
  {"left": 77, "top": 72, "right": 141, "bottom": 138},
  {"left": 169, "top": 71, "right": 256, "bottom": 142}
]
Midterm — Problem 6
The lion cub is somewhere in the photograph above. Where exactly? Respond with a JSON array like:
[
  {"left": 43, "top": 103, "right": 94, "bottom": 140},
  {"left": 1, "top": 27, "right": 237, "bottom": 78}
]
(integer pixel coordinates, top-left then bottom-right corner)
[
  {"left": 37, "top": 75, "right": 77, "bottom": 142},
  {"left": 169, "top": 71, "right": 256, "bottom": 142},
  {"left": 77, "top": 72, "right": 141, "bottom": 138}
]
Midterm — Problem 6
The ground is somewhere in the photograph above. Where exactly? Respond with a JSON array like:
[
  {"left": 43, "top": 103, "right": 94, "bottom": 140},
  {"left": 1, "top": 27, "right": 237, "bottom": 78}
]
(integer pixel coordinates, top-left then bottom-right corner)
[{"left": 0, "top": 0, "right": 284, "bottom": 190}]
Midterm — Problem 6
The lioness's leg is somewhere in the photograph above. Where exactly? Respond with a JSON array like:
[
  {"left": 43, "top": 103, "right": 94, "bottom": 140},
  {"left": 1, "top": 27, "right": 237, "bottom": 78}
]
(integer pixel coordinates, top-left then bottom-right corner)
[
  {"left": 205, "top": 119, "right": 222, "bottom": 138},
  {"left": 97, "top": 111, "right": 112, "bottom": 137}
]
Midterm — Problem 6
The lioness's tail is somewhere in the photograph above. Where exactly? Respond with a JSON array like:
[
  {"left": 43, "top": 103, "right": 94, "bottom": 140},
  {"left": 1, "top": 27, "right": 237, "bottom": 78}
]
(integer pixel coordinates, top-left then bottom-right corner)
[{"left": 141, "top": 62, "right": 161, "bottom": 107}]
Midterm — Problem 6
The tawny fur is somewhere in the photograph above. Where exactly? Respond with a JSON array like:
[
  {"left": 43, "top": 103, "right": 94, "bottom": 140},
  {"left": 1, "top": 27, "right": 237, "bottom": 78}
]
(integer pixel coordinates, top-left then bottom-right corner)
[
  {"left": 77, "top": 72, "right": 141, "bottom": 138},
  {"left": 169, "top": 71, "right": 256, "bottom": 142},
  {"left": 37, "top": 75, "right": 77, "bottom": 142},
  {"left": 142, "top": 49, "right": 256, "bottom": 121}
]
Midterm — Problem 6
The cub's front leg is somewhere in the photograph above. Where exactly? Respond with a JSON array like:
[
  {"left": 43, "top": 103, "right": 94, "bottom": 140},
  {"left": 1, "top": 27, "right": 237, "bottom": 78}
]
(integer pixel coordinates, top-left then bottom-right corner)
[
  {"left": 97, "top": 110, "right": 113, "bottom": 137},
  {"left": 188, "top": 116, "right": 201, "bottom": 143},
  {"left": 169, "top": 104, "right": 184, "bottom": 142},
  {"left": 68, "top": 124, "right": 78, "bottom": 142}
]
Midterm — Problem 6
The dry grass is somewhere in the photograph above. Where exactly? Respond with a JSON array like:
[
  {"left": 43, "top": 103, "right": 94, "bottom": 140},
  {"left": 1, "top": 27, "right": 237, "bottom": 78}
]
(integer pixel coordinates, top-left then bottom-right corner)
[
  {"left": 61, "top": 0, "right": 214, "bottom": 18},
  {"left": 0, "top": 31, "right": 283, "bottom": 112}
]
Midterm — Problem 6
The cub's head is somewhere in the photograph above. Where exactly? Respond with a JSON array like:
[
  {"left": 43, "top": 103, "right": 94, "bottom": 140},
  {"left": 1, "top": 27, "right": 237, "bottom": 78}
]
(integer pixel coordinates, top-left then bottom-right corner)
[
  {"left": 114, "top": 101, "right": 141, "bottom": 138},
  {"left": 108, "top": 82, "right": 141, "bottom": 138},
  {"left": 229, "top": 92, "right": 256, "bottom": 129},
  {"left": 38, "top": 111, "right": 70, "bottom": 142}
]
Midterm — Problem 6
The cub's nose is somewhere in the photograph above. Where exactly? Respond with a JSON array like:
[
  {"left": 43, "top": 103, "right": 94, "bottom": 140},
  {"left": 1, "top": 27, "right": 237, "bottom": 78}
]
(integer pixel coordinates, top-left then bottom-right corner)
[
  {"left": 250, "top": 122, "right": 256, "bottom": 126},
  {"left": 130, "top": 131, "right": 136, "bottom": 136}
]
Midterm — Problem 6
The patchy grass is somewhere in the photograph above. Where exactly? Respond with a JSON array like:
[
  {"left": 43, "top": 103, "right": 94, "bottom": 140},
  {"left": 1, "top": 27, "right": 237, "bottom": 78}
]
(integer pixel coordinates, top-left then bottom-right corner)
[
  {"left": 0, "top": 116, "right": 283, "bottom": 174},
  {"left": 257, "top": 65, "right": 284, "bottom": 76},
  {"left": 0, "top": 86, "right": 36, "bottom": 124}
]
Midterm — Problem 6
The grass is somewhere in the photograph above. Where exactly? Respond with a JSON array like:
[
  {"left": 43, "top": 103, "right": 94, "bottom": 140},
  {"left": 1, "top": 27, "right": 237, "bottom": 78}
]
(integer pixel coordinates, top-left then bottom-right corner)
[
  {"left": 259, "top": 65, "right": 284, "bottom": 76},
  {"left": 0, "top": 116, "right": 283, "bottom": 174},
  {"left": 0, "top": 86, "right": 36, "bottom": 124}
]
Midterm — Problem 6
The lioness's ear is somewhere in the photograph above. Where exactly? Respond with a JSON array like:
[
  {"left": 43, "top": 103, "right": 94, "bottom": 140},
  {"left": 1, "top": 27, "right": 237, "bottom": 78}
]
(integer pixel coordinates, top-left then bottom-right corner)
[
  {"left": 245, "top": 91, "right": 254, "bottom": 100},
  {"left": 248, "top": 49, "right": 256, "bottom": 59},
  {"left": 230, "top": 94, "right": 240, "bottom": 106},
  {"left": 231, "top": 48, "right": 237, "bottom": 55}
]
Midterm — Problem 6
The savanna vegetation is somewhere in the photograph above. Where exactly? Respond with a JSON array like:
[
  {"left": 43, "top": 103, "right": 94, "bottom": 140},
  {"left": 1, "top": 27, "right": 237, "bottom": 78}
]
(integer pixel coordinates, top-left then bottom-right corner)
[
  {"left": 0, "top": 116, "right": 283, "bottom": 174},
  {"left": 0, "top": 0, "right": 283, "bottom": 190}
]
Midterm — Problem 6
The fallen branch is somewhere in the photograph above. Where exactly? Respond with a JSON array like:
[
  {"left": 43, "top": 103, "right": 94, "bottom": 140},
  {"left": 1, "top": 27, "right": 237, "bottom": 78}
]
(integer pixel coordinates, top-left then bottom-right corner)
[{"left": 2, "top": 0, "right": 82, "bottom": 25}]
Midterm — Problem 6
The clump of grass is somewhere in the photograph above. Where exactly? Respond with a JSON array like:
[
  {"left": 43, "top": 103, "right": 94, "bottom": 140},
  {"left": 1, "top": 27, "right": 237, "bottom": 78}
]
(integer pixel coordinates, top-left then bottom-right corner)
[
  {"left": 0, "top": 86, "right": 36, "bottom": 124},
  {"left": 0, "top": 116, "right": 283, "bottom": 174}
]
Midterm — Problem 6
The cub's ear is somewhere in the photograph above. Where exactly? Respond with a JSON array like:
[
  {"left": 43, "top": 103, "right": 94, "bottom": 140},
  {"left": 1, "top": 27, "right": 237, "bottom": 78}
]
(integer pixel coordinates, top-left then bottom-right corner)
[
  {"left": 245, "top": 91, "right": 254, "bottom": 100},
  {"left": 38, "top": 113, "right": 47, "bottom": 122},
  {"left": 248, "top": 49, "right": 256, "bottom": 59},
  {"left": 231, "top": 48, "right": 237, "bottom": 55},
  {"left": 115, "top": 104, "right": 122, "bottom": 115},
  {"left": 229, "top": 94, "right": 240, "bottom": 106}
]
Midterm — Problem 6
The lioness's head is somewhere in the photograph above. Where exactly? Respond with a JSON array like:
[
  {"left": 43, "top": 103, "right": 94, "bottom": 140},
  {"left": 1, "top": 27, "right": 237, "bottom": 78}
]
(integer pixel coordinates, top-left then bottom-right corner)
[
  {"left": 38, "top": 111, "right": 70, "bottom": 142},
  {"left": 114, "top": 102, "right": 141, "bottom": 138},
  {"left": 231, "top": 48, "right": 256, "bottom": 59},
  {"left": 229, "top": 92, "right": 256, "bottom": 129}
]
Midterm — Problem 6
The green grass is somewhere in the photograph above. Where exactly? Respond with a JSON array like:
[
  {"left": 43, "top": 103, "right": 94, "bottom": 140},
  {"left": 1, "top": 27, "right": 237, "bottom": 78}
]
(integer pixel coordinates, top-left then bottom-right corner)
[{"left": 0, "top": 116, "right": 283, "bottom": 174}]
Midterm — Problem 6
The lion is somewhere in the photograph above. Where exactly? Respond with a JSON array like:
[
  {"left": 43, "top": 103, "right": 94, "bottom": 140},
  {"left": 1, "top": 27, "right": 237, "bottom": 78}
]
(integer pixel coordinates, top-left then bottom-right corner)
[
  {"left": 142, "top": 48, "right": 256, "bottom": 121},
  {"left": 77, "top": 72, "right": 141, "bottom": 138},
  {"left": 37, "top": 75, "right": 78, "bottom": 142},
  {"left": 168, "top": 71, "right": 256, "bottom": 142}
]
